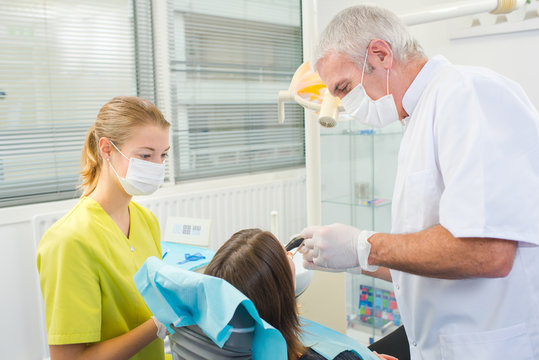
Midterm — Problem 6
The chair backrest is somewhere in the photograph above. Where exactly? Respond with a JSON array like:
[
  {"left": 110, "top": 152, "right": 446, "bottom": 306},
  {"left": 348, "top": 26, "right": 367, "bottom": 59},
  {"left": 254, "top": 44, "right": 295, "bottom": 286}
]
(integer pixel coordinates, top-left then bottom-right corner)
[{"left": 169, "top": 305, "right": 255, "bottom": 360}]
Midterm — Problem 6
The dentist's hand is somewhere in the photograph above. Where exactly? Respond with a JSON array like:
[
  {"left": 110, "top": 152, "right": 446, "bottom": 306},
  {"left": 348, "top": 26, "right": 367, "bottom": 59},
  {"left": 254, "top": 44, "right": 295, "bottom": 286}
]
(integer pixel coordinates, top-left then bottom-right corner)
[
  {"left": 299, "top": 223, "right": 378, "bottom": 271},
  {"left": 300, "top": 262, "right": 364, "bottom": 274}
]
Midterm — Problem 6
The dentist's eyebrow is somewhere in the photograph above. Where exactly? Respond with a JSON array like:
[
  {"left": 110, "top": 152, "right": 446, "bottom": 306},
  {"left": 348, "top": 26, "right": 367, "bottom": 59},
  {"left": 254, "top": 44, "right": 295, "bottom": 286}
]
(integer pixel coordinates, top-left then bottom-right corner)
[{"left": 333, "top": 80, "right": 347, "bottom": 94}]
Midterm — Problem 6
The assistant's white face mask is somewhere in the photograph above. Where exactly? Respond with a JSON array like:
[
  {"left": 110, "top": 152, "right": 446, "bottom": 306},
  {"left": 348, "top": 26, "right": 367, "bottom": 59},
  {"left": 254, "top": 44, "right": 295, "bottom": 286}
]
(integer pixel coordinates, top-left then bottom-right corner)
[
  {"left": 108, "top": 141, "right": 165, "bottom": 196},
  {"left": 341, "top": 51, "right": 400, "bottom": 128}
]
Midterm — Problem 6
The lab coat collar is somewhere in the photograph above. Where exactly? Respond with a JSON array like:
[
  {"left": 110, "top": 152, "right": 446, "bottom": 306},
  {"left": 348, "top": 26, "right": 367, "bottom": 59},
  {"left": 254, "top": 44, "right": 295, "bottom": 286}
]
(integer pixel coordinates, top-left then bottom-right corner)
[{"left": 402, "top": 55, "right": 451, "bottom": 118}]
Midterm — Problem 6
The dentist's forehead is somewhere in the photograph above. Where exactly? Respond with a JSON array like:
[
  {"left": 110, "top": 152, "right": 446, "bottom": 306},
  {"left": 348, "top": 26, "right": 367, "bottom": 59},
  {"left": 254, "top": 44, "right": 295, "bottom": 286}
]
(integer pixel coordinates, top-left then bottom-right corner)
[{"left": 318, "top": 52, "right": 361, "bottom": 95}]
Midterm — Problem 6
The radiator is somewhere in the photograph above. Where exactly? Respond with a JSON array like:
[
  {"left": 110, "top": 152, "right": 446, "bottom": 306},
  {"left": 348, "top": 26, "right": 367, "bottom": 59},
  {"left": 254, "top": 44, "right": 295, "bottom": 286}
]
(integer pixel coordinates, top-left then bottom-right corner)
[{"left": 138, "top": 176, "right": 307, "bottom": 249}]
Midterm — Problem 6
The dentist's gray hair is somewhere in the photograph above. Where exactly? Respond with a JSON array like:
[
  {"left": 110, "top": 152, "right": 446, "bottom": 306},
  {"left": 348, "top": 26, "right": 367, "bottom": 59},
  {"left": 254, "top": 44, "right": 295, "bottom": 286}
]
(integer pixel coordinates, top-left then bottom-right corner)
[{"left": 313, "top": 5, "right": 425, "bottom": 72}]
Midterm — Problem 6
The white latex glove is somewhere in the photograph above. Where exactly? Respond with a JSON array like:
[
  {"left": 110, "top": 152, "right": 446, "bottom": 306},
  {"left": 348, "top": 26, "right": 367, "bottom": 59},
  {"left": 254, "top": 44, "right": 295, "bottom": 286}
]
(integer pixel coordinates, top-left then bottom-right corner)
[
  {"left": 302, "top": 261, "right": 346, "bottom": 272},
  {"left": 301, "top": 261, "right": 363, "bottom": 274},
  {"left": 152, "top": 316, "right": 168, "bottom": 340},
  {"left": 299, "top": 223, "right": 378, "bottom": 271}
]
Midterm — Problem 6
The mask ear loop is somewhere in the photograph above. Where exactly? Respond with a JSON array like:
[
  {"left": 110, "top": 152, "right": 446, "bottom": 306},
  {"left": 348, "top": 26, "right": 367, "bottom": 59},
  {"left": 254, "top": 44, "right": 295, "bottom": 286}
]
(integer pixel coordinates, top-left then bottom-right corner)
[
  {"left": 110, "top": 140, "right": 130, "bottom": 160},
  {"left": 386, "top": 51, "right": 393, "bottom": 96},
  {"left": 107, "top": 156, "right": 125, "bottom": 180},
  {"left": 363, "top": 46, "right": 391, "bottom": 95},
  {"left": 386, "top": 54, "right": 405, "bottom": 127},
  {"left": 107, "top": 140, "right": 131, "bottom": 180},
  {"left": 386, "top": 68, "right": 390, "bottom": 96},
  {"left": 361, "top": 50, "right": 369, "bottom": 86}
]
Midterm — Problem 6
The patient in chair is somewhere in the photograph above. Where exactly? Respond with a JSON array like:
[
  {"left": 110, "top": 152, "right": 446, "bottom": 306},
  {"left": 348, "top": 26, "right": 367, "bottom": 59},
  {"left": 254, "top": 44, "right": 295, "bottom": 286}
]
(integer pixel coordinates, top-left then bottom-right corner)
[{"left": 204, "top": 229, "right": 396, "bottom": 360}]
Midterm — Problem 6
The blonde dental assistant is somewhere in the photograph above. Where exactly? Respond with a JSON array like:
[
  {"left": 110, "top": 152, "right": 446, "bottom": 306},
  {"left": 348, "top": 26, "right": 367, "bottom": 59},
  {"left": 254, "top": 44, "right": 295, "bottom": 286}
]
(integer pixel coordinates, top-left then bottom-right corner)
[
  {"left": 37, "top": 96, "right": 169, "bottom": 360},
  {"left": 299, "top": 5, "right": 539, "bottom": 360}
]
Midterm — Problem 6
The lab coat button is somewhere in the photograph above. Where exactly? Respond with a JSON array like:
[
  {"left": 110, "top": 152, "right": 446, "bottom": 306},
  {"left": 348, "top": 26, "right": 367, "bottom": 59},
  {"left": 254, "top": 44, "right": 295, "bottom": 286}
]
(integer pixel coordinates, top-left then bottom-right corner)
[
  {"left": 130, "top": 246, "right": 135, "bottom": 252},
  {"left": 395, "top": 283, "right": 400, "bottom": 290},
  {"left": 412, "top": 341, "right": 417, "bottom": 347}
]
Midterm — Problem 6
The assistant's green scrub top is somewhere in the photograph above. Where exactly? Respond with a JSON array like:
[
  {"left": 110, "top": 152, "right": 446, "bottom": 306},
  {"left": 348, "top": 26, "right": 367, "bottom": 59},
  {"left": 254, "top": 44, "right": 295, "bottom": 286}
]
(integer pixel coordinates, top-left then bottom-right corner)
[{"left": 37, "top": 196, "right": 164, "bottom": 360}]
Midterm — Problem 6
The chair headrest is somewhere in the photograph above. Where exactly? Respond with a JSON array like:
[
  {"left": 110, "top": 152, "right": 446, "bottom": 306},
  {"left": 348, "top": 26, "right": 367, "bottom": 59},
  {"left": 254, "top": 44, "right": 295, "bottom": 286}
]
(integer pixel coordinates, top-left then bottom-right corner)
[{"left": 134, "top": 256, "right": 288, "bottom": 360}]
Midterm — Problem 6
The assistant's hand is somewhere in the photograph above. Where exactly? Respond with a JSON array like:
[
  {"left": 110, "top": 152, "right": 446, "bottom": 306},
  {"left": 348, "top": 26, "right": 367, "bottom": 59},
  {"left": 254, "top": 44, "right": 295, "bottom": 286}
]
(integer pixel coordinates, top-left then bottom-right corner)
[
  {"left": 151, "top": 316, "right": 168, "bottom": 340},
  {"left": 299, "top": 223, "right": 378, "bottom": 271},
  {"left": 373, "top": 352, "right": 398, "bottom": 360}
]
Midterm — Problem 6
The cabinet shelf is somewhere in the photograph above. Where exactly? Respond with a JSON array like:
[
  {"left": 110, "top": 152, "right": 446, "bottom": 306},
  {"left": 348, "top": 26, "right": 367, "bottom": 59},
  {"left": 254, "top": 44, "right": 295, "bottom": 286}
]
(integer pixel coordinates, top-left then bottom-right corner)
[
  {"left": 320, "top": 118, "right": 402, "bottom": 345},
  {"left": 322, "top": 196, "right": 392, "bottom": 208},
  {"left": 321, "top": 130, "right": 403, "bottom": 137}
]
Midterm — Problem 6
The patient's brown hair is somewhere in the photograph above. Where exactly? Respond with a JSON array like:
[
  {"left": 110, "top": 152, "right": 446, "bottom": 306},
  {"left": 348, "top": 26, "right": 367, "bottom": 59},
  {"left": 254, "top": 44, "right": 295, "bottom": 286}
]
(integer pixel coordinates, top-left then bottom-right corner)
[{"left": 205, "top": 229, "right": 306, "bottom": 360}]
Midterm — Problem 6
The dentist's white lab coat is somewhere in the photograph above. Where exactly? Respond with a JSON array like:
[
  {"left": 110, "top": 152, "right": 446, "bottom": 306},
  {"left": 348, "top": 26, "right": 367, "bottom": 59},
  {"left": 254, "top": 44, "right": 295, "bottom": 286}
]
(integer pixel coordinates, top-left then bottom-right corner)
[{"left": 390, "top": 55, "right": 539, "bottom": 360}]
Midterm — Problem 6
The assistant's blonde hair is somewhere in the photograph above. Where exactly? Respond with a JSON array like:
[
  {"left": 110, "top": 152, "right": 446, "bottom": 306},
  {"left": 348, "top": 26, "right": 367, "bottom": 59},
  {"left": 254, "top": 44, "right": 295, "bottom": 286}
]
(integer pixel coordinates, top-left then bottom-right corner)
[{"left": 80, "top": 96, "right": 170, "bottom": 196}]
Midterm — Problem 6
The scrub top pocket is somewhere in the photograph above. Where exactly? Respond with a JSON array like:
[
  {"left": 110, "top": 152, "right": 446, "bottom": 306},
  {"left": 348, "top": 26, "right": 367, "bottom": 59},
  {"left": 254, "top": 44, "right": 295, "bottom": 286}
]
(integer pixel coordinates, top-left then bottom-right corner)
[{"left": 439, "top": 323, "right": 534, "bottom": 360}]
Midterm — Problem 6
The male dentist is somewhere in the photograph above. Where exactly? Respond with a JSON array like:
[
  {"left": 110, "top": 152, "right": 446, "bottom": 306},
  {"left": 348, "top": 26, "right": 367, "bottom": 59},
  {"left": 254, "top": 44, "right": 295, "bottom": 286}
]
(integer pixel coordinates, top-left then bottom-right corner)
[{"left": 300, "top": 5, "right": 539, "bottom": 360}]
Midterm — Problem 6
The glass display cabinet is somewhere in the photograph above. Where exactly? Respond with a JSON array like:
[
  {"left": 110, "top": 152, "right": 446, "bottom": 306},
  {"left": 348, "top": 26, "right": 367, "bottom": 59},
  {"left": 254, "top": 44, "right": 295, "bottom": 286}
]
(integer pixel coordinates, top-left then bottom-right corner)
[{"left": 320, "top": 119, "right": 404, "bottom": 345}]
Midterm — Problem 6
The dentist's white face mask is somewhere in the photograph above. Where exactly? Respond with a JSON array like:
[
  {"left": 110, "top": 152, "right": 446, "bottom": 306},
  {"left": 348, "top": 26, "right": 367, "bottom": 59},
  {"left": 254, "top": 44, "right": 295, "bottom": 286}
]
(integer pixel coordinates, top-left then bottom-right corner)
[
  {"left": 108, "top": 141, "right": 165, "bottom": 196},
  {"left": 340, "top": 52, "right": 399, "bottom": 128}
]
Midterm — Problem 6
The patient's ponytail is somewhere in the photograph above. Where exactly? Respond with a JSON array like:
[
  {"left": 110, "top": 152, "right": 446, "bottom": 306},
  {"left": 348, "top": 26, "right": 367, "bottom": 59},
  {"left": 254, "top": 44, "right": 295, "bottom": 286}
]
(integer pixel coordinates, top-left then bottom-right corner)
[{"left": 80, "top": 124, "right": 101, "bottom": 196}]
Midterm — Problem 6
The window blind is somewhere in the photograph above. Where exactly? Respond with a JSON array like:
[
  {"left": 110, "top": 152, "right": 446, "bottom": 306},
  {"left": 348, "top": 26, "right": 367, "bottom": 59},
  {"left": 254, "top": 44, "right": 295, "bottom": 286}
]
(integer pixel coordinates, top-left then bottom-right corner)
[
  {"left": 170, "top": 0, "right": 305, "bottom": 180},
  {"left": 0, "top": 0, "right": 148, "bottom": 207}
]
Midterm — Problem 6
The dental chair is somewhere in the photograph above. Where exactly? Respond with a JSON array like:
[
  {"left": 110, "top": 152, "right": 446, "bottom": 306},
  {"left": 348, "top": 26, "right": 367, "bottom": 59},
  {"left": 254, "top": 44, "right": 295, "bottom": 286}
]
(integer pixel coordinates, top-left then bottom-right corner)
[
  {"left": 169, "top": 305, "right": 255, "bottom": 360},
  {"left": 135, "top": 256, "right": 380, "bottom": 360}
]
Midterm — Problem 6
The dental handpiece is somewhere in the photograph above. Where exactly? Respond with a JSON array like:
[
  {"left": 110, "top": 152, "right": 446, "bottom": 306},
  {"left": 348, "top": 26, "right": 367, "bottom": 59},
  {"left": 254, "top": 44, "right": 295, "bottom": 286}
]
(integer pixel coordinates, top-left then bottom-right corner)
[{"left": 285, "top": 235, "right": 305, "bottom": 252}]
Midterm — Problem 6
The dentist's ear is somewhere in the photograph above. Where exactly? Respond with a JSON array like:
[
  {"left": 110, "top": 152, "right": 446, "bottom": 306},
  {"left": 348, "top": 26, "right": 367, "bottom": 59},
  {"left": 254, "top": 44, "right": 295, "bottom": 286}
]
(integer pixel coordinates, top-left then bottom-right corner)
[{"left": 367, "top": 39, "right": 394, "bottom": 70}]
